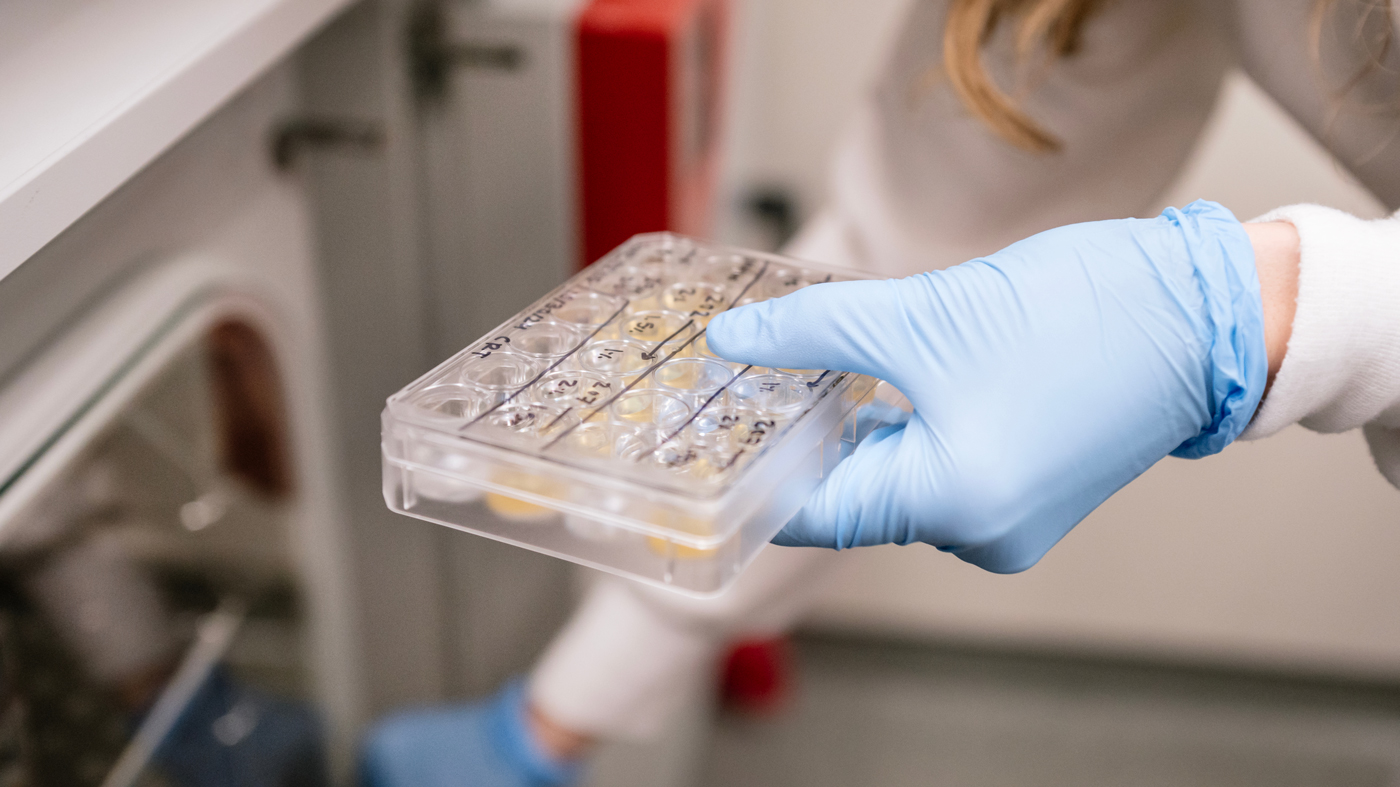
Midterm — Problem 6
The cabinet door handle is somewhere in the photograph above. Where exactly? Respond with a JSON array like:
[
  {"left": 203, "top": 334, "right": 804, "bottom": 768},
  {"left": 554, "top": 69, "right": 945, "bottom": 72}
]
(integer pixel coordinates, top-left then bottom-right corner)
[{"left": 270, "top": 118, "right": 386, "bottom": 171}]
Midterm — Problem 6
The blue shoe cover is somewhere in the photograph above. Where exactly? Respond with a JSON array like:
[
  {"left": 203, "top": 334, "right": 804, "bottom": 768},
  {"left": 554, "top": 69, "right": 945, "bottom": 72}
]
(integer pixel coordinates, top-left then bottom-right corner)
[{"left": 360, "top": 680, "right": 579, "bottom": 787}]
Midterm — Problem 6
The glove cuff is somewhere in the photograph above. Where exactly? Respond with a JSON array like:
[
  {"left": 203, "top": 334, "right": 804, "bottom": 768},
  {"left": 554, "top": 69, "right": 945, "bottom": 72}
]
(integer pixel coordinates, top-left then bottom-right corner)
[
  {"left": 1168, "top": 200, "right": 1269, "bottom": 459},
  {"left": 489, "top": 679, "right": 582, "bottom": 786}
]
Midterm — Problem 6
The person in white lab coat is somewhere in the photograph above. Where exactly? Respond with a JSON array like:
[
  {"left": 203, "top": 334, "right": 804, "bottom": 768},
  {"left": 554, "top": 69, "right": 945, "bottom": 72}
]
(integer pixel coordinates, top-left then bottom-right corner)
[{"left": 362, "top": 0, "right": 1400, "bottom": 784}]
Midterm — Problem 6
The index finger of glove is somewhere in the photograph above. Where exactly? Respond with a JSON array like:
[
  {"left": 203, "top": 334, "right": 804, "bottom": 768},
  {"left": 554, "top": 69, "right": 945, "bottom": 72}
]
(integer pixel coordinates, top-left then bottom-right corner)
[{"left": 706, "top": 279, "right": 907, "bottom": 382}]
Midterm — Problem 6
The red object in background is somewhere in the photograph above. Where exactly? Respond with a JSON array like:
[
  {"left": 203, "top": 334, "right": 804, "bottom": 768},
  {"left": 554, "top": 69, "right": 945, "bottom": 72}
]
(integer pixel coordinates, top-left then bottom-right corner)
[
  {"left": 575, "top": 0, "right": 728, "bottom": 268},
  {"left": 719, "top": 637, "right": 793, "bottom": 716}
]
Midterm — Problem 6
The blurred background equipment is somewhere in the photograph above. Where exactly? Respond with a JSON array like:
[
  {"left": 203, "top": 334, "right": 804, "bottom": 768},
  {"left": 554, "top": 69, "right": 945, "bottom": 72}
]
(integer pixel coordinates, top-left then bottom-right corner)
[
  {"left": 414, "top": 0, "right": 731, "bottom": 358},
  {"left": 0, "top": 262, "right": 357, "bottom": 785},
  {"left": 0, "top": 3, "right": 368, "bottom": 780}
]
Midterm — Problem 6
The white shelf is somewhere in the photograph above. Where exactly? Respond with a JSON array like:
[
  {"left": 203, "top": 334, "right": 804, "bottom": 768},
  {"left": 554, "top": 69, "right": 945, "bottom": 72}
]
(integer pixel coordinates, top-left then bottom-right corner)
[{"left": 0, "top": 0, "right": 355, "bottom": 281}]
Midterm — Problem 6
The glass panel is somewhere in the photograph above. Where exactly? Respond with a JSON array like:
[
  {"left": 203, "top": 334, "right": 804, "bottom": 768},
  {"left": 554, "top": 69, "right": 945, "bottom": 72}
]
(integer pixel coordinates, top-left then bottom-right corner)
[{"left": 0, "top": 320, "right": 327, "bottom": 787}]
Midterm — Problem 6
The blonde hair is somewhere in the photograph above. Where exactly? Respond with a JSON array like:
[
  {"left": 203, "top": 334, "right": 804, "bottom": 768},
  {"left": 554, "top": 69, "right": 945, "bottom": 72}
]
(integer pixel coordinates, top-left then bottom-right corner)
[
  {"left": 943, "top": 0, "right": 1100, "bottom": 153},
  {"left": 945, "top": 0, "right": 1383, "bottom": 153}
]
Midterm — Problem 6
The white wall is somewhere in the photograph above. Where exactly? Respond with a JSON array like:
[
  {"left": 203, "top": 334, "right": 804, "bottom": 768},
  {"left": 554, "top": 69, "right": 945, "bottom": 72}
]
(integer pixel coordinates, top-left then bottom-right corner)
[
  {"left": 723, "top": 2, "right": 1399, "bottom": 678},
  {"left": 718, "top": 0, "right": 913, "bottom": 245}
]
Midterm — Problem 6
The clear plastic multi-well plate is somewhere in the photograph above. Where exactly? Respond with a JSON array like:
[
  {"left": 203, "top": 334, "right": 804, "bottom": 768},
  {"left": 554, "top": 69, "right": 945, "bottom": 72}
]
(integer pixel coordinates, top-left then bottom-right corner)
[{"left": 381, "top": 233, "right": 895, "bottom": 595}]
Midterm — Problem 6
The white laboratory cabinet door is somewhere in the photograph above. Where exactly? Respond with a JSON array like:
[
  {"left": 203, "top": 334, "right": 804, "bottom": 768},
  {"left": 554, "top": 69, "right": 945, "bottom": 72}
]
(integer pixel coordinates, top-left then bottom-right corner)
[
  {"left": 0, "top": 13, "right": 379, "bottom": 781},
  {"left": 0, "top": 1, "right": 583, "bottom": 780},
  {"left": 416, "top": 0, "right": 581, "bottom": 354},
  {"left": 401, "top": 0, "right": 583, "bottom": 697}
]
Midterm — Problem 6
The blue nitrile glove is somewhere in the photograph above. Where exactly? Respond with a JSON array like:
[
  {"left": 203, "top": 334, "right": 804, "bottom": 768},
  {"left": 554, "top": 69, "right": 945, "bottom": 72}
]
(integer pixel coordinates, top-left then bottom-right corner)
[
  {"left": 154, "top": 666, "right": 328, "bottom": 787},
  {"left": 706, "top": 201, "right": 1267, "bottom": 573},
  {"left": 360, "top": 680, "right": 579, "bottom": 787}
]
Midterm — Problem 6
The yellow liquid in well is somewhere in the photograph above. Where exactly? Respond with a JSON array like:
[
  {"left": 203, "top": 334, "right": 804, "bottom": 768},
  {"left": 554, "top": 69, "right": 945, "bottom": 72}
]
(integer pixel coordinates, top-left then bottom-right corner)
[
  {"left": 486, "top": 493, "right": 557, "bottom": 521},
  {"left": 643, "top": 510, "right": 717, "bottom": 559},
  {"left": 564, "top": 423, "right": 613, "bottom": 456},
  {"left": 619, "top": 412, "right": 656, "bottom": 426},
  {"left": 614, "top": 401, "right": 658, "bottom": 424},
  {"left": 688, "top": 455, "right": 724, "bottom": 481},
  {"left": 662, "top": 285, "right": 726, "bottom": 324},
  {"left": 626, "top": 293, "right": 663, "bottom": 312},
  {"left": 663, "top": 365, "right": 705, "bottom": 389},
  {"left": 613, "top": 394, "right": 687, "bottom": 427},
  {"left": 487, "top": 471, "right": 564, "bottom": 521},
  {"left": 647, "top": 537, "right": 718, "bottom": 560}
]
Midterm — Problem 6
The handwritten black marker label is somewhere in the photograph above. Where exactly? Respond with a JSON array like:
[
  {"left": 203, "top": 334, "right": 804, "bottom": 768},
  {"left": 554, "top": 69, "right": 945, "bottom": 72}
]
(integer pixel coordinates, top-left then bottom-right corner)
[{"left": 471, "top": 336, "right": 512, "bottom": 358}]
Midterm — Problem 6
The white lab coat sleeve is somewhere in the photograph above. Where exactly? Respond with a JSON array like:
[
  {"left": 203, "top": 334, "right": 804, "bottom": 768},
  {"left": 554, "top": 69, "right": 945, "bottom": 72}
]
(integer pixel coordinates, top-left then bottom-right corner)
[
  {"left": 1230, "top": 0, "right": 1400, "bottom": 207},
  {"left": 1239, "top": 205, "right": 1400, "bottom": 489},
  {"left": 526, "top": 219, "right": 851, "bottom": 741},
  {"left": 528, "top": 545, "right": 835, "bottom": 739}
]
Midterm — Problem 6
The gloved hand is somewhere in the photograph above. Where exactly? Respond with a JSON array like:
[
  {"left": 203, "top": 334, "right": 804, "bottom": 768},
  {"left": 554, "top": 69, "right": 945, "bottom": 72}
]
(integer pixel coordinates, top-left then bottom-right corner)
[{"left": 706, "top": 201, "right": 1267, "bottom": 573}]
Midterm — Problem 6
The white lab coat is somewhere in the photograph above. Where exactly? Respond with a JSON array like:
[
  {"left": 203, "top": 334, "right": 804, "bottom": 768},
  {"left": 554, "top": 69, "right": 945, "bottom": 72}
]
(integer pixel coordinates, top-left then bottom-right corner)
[{"left": 531, "top": 0, "right": 1400, "bottom": 738}]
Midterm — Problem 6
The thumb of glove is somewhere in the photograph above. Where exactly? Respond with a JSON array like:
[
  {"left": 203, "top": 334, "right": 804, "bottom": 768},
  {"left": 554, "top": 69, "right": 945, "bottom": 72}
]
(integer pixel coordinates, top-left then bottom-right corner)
[{"left": 771, "top": 422, "right": 912, "bottom": 550}]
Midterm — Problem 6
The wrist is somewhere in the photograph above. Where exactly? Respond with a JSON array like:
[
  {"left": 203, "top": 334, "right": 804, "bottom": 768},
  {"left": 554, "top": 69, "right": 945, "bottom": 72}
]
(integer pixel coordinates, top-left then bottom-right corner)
[
  {"left": 529, "top": 701, "right": 594, "bottom": 761},
  {"left": 1242, "top": 221, "right": 1300, "bottom": 389}
]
